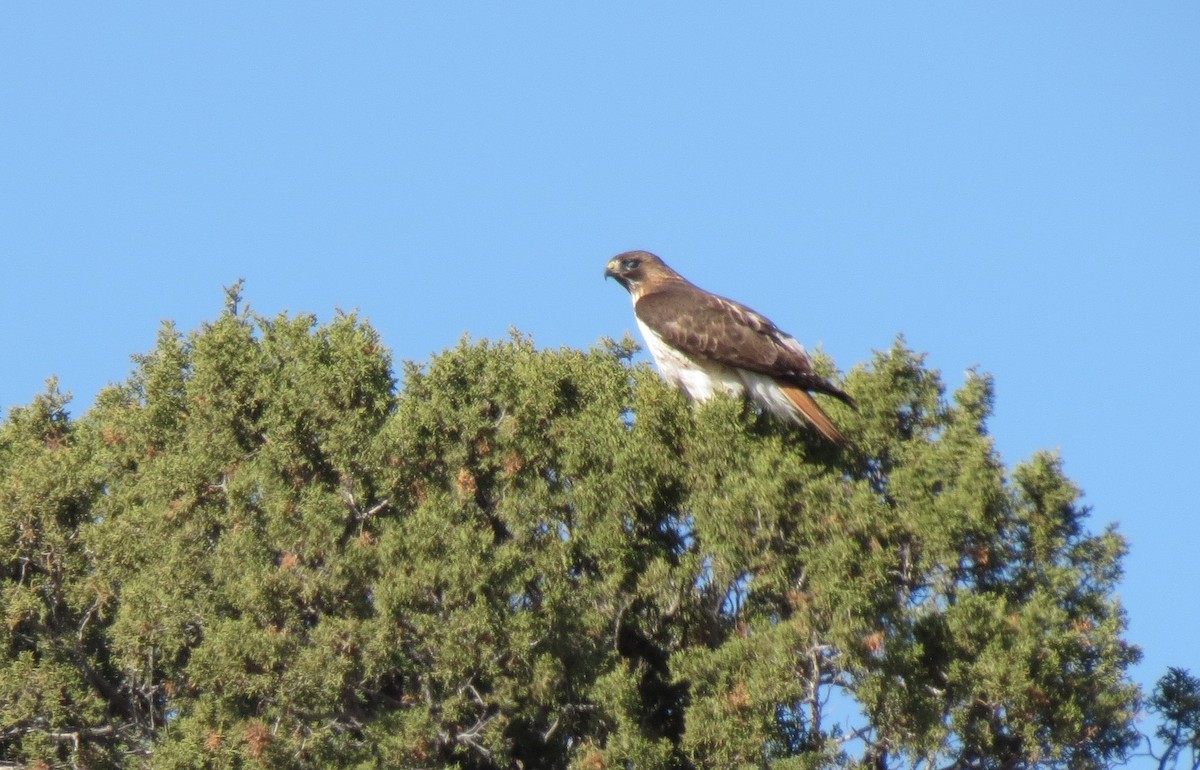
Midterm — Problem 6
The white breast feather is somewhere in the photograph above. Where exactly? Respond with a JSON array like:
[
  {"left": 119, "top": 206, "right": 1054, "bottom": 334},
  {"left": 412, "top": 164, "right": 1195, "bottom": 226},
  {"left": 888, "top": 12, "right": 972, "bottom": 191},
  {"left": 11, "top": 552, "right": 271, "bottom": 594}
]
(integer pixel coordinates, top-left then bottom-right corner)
[
  {"left": 635, "top": 317, "right": 743, "bottom": 401},
  {"left": 738, "top": 370, "right": 805, "bottom": 425},
  {"left": 635, "top": 311, "right": 808, "bottom": 425}
]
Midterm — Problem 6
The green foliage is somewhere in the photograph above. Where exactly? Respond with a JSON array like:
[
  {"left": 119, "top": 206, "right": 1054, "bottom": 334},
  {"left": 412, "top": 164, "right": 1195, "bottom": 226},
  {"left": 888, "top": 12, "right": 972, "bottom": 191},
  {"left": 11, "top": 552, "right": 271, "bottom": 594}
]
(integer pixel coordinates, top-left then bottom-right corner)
[
  {"left": 0, "top": 299, "right": 1140, "bottom": 769},
  {"left": 1145, "top": 668, "right": 1200, "bottom": 770}
]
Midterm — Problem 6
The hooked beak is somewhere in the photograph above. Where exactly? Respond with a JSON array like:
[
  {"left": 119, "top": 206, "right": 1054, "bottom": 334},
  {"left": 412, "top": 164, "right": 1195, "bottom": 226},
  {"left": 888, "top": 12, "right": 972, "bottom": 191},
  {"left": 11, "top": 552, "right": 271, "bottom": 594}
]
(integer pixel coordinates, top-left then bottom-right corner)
[{"left": 604, "top": 259, "right": 621, "bottom": 282}]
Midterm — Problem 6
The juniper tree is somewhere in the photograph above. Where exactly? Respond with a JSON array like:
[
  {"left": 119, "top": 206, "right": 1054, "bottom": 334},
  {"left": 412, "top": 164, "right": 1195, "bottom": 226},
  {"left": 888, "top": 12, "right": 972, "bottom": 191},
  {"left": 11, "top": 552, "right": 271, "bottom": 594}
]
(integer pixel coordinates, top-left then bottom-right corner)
[
  {"left": 0, "top": 294, "right": 1140, "bottom": 769},
  {"left": 1144, "top": 668, "right": 1200, "bottom": 770}
]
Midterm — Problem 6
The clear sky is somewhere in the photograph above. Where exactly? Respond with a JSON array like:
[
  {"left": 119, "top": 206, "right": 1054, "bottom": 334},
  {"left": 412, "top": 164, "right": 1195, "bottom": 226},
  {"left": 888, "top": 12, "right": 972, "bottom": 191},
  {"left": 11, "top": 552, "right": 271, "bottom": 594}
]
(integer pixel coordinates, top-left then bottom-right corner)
[{"left": 3, "top": 3, "right": 1197, "bottom": 753}]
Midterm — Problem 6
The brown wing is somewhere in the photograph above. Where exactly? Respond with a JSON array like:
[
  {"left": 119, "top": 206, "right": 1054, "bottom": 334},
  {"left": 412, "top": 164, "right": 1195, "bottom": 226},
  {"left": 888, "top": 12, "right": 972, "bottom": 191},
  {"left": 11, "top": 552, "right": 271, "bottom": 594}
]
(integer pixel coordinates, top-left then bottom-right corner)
[{"left": 634, "top": 284, "right": 855, "bottom": 407}]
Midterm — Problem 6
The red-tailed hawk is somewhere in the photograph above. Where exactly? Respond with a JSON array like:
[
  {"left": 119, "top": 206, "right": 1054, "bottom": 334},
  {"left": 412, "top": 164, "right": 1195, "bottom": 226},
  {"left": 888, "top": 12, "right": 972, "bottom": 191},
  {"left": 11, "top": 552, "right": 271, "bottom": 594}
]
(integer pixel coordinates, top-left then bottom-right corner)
[{"left": 605, "top": 250, "right": 855, "bottom": 445}]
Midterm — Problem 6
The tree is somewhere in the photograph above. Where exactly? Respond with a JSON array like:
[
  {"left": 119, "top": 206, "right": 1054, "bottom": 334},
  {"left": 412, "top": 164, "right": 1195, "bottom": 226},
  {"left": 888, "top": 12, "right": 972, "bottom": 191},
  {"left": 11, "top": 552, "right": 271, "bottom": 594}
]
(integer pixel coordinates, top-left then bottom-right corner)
[
  {"left": 1142, "top": 668, "right": 1200, "bottom": 770},
  {"left": 1, "top": 292, "right": 1140, "bottom": 769}
]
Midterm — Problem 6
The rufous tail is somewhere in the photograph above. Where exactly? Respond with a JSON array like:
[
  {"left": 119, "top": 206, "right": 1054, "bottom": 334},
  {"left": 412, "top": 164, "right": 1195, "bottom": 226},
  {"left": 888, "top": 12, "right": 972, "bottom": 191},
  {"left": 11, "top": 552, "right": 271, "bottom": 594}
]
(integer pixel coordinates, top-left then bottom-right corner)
[{"left": 781, "top": 385, "right": 848, "bottom": 446}]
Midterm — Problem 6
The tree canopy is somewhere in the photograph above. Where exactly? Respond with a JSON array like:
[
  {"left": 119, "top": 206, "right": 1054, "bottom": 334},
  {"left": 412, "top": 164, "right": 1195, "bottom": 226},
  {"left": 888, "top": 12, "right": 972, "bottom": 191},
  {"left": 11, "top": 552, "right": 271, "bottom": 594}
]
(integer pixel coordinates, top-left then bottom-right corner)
[{"left": 1, "top": 293, "right": 1141, "bottom": 769}]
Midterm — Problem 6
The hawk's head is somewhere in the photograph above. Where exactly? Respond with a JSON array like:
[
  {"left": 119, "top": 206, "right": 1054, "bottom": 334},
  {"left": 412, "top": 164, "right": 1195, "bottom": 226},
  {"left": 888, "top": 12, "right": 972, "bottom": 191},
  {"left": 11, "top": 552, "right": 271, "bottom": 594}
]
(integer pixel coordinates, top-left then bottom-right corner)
[{"left": 604, "top": 251, "right": 679, "bottom": 296}]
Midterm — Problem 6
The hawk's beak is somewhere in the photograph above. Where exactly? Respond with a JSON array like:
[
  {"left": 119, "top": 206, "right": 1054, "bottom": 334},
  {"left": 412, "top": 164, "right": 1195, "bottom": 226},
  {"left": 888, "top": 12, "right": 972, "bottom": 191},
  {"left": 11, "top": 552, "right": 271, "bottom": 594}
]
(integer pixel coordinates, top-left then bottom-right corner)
[{"left": 604, "top": 259, "right": 620, "bottom": 281}]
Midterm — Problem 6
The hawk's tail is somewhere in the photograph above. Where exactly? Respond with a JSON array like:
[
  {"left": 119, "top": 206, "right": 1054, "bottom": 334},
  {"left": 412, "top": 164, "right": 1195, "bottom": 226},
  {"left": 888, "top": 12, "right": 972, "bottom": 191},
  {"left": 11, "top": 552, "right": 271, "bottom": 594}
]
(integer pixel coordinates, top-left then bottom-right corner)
[{"left": 780, "top": 385, "right": 848, "bottom": 446}]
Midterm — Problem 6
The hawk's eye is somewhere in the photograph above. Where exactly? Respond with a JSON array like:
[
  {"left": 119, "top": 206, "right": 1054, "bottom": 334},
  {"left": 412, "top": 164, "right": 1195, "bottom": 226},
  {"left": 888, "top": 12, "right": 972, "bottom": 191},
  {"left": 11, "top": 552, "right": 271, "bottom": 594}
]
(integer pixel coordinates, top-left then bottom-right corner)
[{"left": 621, "top": 258, "right": 640, "bottom": 271}]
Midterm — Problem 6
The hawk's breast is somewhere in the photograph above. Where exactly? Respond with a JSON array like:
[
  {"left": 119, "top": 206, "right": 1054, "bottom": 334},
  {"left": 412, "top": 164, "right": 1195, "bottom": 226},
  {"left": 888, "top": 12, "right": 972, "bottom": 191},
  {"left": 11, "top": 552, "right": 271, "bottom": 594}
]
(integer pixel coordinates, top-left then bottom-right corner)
[
  {"left": 635, "top": 316, "right": 811, "bottom": 426},
  {"left": 635, "top": 317, "right": 744, "bottom": 401}
]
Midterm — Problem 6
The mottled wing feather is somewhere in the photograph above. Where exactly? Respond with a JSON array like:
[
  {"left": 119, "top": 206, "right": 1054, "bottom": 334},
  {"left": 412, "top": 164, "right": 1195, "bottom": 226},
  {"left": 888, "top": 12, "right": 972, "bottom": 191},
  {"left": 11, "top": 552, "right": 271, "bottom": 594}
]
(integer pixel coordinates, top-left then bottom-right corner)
[
  {"left": 635, "top": 288, "right": 789, "bottom": 369},
  {"left": 634, "top": 286, "right": 854, "bottom": 406}
]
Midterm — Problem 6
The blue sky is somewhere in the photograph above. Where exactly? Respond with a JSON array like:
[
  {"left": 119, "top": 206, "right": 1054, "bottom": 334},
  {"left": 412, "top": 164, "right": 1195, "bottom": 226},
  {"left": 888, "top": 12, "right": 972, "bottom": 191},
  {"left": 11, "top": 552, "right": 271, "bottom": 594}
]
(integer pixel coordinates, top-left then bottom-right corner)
[{"left": 3, "top": 2, "right": 1197, "bottom": 751}]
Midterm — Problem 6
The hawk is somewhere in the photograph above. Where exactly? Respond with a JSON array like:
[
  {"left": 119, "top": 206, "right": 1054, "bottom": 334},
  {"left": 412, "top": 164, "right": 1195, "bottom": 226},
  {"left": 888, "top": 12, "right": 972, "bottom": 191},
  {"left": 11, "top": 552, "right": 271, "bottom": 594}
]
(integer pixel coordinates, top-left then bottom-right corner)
[{"left": 605, "top": 250, "right": 855, "bottom": 445}]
